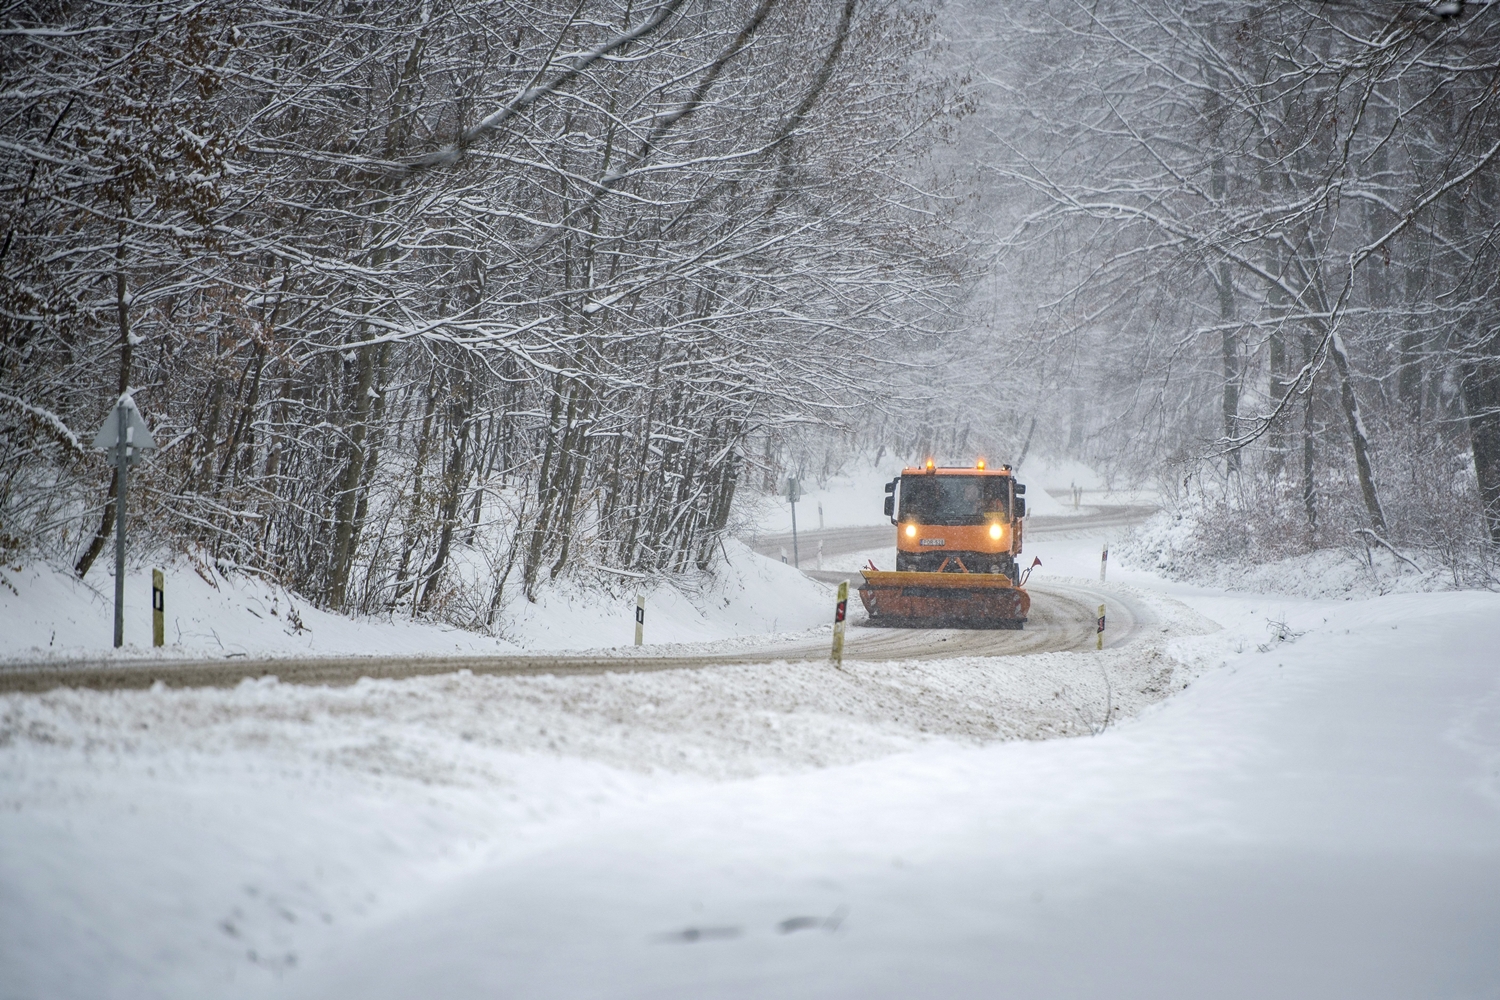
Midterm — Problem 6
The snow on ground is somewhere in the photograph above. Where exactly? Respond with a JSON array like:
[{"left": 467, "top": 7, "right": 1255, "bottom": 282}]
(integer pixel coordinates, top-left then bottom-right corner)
[
  {"left": 0, "top": 540, "right": 830, "bottom": 664},
  {"left": 1029, "top": 487, "right": 1079, "bottom": 516},
  {"left": 1016, "top": 453, "right": 1104, "bottom": 496},
  {"left": 744, "top": 455, "right": 904, "bottom": 533},
  {"left": 2, "top": 532, "right": 1498, "bottom": 998},
  {"left": 1020, "top": 454, "right": 1164, "bottom": 508},
  {"left": 0, "top": 568, "right": 1212, "bottom": 1000},
  {"left": 1023, "top": 482, "right": 1072, "bottom": 517},
  {"left": 267, "top": 588, "right": 1500, "bottom": 1000},
  {"left": 1121, "top": 508, "right": 1491, "bottom": 600}
]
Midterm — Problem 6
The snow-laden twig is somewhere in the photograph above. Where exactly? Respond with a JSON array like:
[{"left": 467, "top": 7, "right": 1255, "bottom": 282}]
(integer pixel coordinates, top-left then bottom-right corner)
[
  {"left": 1352, "top": 529, "right": 1424, "bottom": 573},
  {"left": 407, "top": 0, "right": 690, "bottom": 171},
  {"left": 0, "top": 392, "right": 84, "bottom": 456}
]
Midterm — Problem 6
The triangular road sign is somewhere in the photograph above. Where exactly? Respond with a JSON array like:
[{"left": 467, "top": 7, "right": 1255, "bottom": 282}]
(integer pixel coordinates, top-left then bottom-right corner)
[{"left": 92, "top": 394, "right": 157, "bottom": 456}]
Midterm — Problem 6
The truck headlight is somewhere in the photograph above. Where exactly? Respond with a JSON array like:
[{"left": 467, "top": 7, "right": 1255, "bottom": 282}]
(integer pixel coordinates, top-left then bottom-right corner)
[
  {"left": 989, "top": 523, "right": 1002, "bottom": 540},
  {"left": 905, "top": 524, "right": 917, "bottom": 538}
]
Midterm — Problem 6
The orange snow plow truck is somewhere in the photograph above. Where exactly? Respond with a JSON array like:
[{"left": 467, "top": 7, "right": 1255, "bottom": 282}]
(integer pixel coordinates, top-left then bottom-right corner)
[{"left": 858, "top": 459, "right": 1031, "bottom": 628}]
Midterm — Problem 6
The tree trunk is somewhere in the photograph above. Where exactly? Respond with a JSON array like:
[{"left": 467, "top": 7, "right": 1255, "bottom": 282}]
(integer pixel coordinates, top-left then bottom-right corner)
[
  {"left": 523, "top": 381, "right": 567, "bottom": 600},
  {"left": 697, "top": 431, "right": 742, "bottom": 569},
  {"left": 326, "top": 342, "right": 378, "bottom": 607},
  {"left": 215, "top": 342, "right": 266, "bottom": 494},
  {"left": 1263, "top": 154, "right": 1290, "bottom": 474},
  {"left": 1300, "top": 330, "right": 1318, "bottom": 542},
  {"left": 1398, "top": 249, "right": 1426, "bottom": 424},
  {"left": 418, "top": 391, "right": 473, "bottom": 613},
  {"left": 1218, "top": 261, "right": 1240, "bottom": 471},
  {"left": 74, "top": 262, "right": 133, "bottom": 578},
  {"left": 392, "top": 374, "right": 438, "bottom": 605},
  {"left": 196, "top": 376, "right": 226, "bottom": 492},
  {"left": 1461, "top": 351, "right": 1500, "bottom": 546},
  {"left": 346, "top": 342, "right": 391, "bottom": 610},
  {"left": 486, "top": 493, "right": 528, "bottom": 628},
  {"left": 1209, "top": 132, "right": 1239, "bottom": 471},
  {"left": 1328, "top": 330, "right": 1387, "bottom": 536},
  {"left": 548, "top": 391, "right": 595, "bottom": 581}
]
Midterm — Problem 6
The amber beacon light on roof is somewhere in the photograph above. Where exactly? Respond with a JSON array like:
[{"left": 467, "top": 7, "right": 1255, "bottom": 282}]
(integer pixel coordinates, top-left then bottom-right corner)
[{"left": 858, "top": 458, "right": 1031, "bottom": 628}]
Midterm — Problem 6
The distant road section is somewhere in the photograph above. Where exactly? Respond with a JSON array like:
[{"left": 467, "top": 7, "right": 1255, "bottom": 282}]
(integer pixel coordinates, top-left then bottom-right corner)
[{"left": 745, "top": 504, "right": 1158, "bottom": 567}]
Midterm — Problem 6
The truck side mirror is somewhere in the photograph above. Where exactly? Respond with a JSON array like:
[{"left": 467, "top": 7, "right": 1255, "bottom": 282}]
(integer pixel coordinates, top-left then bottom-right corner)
[
  {"left": 1014, "top": 497, "right": 1027, "bottom": 518},
  {"left": 884, "top": 496, "right": 895, "bottom": 519},
  {"left": 1014, "top": 483, "right": 1026, "bottom": 495}
]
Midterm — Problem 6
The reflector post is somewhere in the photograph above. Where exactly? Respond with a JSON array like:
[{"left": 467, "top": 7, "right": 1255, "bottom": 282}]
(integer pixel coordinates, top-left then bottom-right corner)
[
  {"left": 152, "top": 569, "right": 164, "bottom": 647},
  {"left": 831, "top": 580, "right": 849, "bottom": 665}
]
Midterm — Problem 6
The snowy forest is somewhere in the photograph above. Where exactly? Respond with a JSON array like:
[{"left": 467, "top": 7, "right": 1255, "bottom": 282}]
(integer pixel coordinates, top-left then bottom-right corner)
[
  {"left": 4, "top": 0, "right": 1500, "bottom": 627},
  {"left": 956, "top": 0, "right": 1500, "bottom": 583},
  {"left": 1, "top": 0, "right": 971, "bottom": 621}
]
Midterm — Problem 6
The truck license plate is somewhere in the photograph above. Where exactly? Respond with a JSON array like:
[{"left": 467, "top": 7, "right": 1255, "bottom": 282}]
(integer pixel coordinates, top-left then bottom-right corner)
[{"left": 919, "top": 538, "right": 946, "bottom": 546}]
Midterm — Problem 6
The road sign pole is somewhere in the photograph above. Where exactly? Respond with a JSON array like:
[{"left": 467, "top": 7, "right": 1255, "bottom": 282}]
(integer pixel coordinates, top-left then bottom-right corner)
[
  {"left": 92, "top": 393, "right": 156, "bottom": 649},
  {"left": 786, "top": 474, "right": 802, "bottom": 568},
  {"left": 790, "top": 497, "right": 799, "bottom": 568},
  {"left": 1096, "top": 603, "right": 1106, "bottom": 650},
  {"left": 634, "top": 594, "right": 645, "bottom": 646},
  {"left": 113, "top": 400, "right": 128, "bottom": 648}
]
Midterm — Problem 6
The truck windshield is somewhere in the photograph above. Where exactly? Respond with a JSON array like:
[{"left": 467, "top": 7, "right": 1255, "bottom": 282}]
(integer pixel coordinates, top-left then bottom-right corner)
[{"left": 899, "top": 475, "right": 1010, "bottom": 525}]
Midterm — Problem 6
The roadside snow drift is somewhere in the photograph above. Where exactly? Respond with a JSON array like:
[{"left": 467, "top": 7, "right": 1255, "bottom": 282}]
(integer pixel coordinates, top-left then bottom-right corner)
[{"left": 0, "top": 540, "right": 831, "bottom": 664}]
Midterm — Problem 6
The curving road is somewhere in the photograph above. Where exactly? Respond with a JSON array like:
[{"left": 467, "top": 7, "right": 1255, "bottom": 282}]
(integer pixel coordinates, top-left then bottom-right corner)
[
  {"left": 736, "top": 502, "right": 1158, "bottom": 662},
  {"left": 746, "top": 503, "right": 1158, "bottom": 568},
  {"left": 0, "top": 504, "right": 1156, "bottom": 694}
]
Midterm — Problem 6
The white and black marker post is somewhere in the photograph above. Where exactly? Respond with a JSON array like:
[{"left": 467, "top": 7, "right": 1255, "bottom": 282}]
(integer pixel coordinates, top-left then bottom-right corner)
[
  {"left": 634, "top": 594, "right": 645, "bottom": 646},
  {"left": 1100, "top": 543, "right": 1109, "bottom": 582},
  {"left": 1096, "top": 603, "right": 1106, "bottom": 650},
  {"left": 92, "top": 393, "right": 156, "bottom": 648},
  {"left": 831, "top": 580, "right": 849, "bottom": 665},
  {"left": 152, "top": 569, "right": 164, "bottom": 647}
]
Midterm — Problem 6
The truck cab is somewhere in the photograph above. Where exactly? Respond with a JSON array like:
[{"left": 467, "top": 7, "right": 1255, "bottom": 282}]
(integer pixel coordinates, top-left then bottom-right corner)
[{"left": 883, "top": 461, "right": 1027, "bottom": 581}]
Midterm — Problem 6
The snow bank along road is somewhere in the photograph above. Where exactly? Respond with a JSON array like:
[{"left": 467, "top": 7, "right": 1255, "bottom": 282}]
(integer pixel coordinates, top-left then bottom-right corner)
[{"left": 0, "top": 506, "right": 1159, "bottom": 694}]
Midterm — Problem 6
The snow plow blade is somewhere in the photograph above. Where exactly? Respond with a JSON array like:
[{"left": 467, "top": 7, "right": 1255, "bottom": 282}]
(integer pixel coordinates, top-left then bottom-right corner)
[{"left": 857, "top": 570, "right": 1029, "bottom": 629}]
